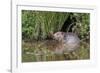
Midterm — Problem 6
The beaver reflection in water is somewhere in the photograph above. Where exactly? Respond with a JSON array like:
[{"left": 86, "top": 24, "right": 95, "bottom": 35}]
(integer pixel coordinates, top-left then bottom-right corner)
[{"left": 52, "top": 32, "right": 80, "bottom": 55}]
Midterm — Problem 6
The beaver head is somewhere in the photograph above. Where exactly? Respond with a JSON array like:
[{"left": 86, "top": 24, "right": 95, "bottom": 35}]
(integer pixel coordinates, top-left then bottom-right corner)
[{"left": 53, "top": 32, "right": 65, "bottom": 41}]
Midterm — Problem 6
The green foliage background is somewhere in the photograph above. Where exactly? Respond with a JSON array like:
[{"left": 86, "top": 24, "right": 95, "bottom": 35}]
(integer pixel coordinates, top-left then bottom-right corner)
[{"left": 22, "top": 10, "right": 90, "bottom": 41}]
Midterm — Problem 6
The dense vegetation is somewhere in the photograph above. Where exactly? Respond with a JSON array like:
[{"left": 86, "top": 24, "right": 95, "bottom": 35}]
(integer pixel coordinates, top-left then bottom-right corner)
[{"left": 22, "top": 10, "right": 90, "bottom": 41}]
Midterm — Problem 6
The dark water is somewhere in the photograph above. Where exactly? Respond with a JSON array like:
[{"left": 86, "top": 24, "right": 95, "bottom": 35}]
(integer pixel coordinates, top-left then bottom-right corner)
[{"left": 22, "top": 40, "right": 90, "bottom": 62}]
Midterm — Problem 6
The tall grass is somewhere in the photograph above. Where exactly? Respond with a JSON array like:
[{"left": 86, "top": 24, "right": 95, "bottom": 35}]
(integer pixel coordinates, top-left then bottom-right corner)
[
  {"left": 22, "top": 10, "right": 70, "bottom": 40},
  {"left": 22, "top": 10, "right": 90, "bottom": 41}
]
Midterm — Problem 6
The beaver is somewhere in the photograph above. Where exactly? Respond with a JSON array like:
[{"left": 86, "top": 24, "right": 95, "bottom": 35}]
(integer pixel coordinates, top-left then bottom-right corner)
[{"left": 52, "top": 31, "right": 80, "bottom": 54}]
